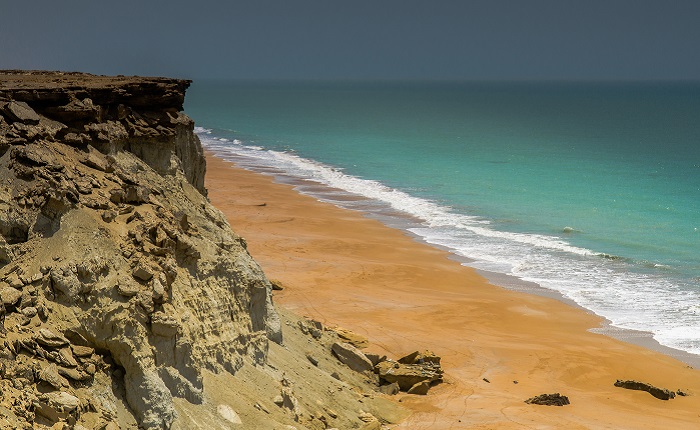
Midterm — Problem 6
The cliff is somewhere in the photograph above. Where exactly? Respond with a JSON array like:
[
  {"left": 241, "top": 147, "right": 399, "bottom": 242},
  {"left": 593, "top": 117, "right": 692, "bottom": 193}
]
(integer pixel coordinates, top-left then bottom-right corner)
[
  {"left": 0, "top": 71, "right": 405, "bottom": 430},
  {"left": 0, "top": 71, "right": 205, "bottom": 193}
]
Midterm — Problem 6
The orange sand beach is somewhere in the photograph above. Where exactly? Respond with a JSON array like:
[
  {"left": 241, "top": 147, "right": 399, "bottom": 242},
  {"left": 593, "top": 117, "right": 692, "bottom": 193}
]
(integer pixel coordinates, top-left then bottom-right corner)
[{"left": 205, "top": 152, "right": 700, "bottom": 429}]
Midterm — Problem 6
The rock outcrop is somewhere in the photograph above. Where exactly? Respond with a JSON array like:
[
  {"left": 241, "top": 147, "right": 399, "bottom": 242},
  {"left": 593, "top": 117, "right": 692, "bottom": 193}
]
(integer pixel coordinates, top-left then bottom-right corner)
[
  {"left": 0, "top": 71, "right": 282, "bottom": 429},
  {"left": 374, "top": 350, "right": 443, "bottom": 394}
]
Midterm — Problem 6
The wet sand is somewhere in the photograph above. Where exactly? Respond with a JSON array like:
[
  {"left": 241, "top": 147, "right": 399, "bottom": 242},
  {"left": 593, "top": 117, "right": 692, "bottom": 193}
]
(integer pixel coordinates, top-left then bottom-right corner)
[{"left": 205, "top": 152, "right": 700, "bottom": 429}]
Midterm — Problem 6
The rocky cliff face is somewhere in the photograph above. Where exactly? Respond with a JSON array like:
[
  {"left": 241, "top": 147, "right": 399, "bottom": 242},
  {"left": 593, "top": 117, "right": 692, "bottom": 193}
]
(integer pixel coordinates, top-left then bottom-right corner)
[{"left": 0, "top": 71, "right": 282, "bottom": 429}]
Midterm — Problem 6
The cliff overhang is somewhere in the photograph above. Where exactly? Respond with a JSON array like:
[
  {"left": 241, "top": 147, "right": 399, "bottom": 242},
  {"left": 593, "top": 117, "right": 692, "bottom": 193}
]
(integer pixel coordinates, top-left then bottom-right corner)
[{"left": 1, "top": 70, "right": 205, "bottom": 194}]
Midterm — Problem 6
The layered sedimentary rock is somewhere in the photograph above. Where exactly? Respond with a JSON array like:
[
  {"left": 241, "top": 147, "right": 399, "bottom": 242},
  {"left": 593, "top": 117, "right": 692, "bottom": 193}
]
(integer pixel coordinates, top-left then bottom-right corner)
[{"left": 0, "top": 71, "right": 281, "bottom": 429}]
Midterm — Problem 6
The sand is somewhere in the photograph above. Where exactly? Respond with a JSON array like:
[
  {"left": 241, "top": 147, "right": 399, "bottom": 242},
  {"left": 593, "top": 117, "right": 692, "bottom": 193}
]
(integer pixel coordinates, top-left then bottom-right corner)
[{"left": 205, "top": 152, "right": 700, "bottom": 429}]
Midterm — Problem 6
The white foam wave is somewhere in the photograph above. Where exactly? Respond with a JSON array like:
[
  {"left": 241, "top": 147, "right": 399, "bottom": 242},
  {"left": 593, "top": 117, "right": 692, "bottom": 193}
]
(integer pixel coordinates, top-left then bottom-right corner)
[{"left": 193, "top": 126, "right": 212, "bottom": 134}]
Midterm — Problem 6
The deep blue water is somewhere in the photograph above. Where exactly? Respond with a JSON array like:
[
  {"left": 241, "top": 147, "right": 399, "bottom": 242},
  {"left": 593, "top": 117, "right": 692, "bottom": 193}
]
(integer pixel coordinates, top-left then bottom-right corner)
[{"left": 185, "top": 81, "right": 700, "bottom": 355}]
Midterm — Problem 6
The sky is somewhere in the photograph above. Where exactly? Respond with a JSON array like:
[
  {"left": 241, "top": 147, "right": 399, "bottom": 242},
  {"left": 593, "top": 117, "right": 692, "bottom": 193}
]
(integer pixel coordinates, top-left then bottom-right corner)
[{"left": 1, "top": 0, "right": 700, "bottom": 81}]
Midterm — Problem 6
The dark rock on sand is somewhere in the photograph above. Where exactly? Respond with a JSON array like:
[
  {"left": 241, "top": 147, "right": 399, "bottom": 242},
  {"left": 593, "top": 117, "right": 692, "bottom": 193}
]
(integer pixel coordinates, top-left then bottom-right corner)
[
  {"left": 614, "top": 380, "right": 676, "bottom": 400},
  {"left": 525, "top": 393, "right": 570, "bottom": 406}
]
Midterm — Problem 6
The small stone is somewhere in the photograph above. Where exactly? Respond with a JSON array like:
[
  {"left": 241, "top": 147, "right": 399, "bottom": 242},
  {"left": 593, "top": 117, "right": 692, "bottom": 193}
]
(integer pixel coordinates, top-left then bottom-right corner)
[
  {"left": 58, "top": 347, "right": 79, "bottom": 367},
  {"left": 0, "top": 286, "right": 22, "bottom": 306},
  {"left": 118, "top": 205, "right": 134, "bottom": 215},
  {"left": 39, "top": 363, "right": 69, "bottom": 389},
  {"left": 273, "top": 395, "right": 284, "bottom": 406},
  {"left": 102, "top": 210, "right": 118, "bottom": 223},
  {"left": 152, "top": 277, "right": 166, "bottom": 303},
  {"left": 45, "top": 390, "right": 80, "bottom": 412},
  {"left": 7, "top": 274, "right": 22, "bottom": 289},
  {"left": 70, "top": 344, "right": 95, "bottom": 357},
  {"left": 132, "top": 263, "right": 154, "bottom": 282},
  {"left": 116, "top": 280, "right": 139, "bottom": 297},
  {"left": 37, "top": 304, "right": 49, "bottom": 320},
  {"left": 217, "top": 404, "right": 243, "bottom": 425},
  {"left": 36, "top": 328, "right": 70, "bottom": 348},
  {"left": 21, "top": 306, "right": 37, "bottom": 318},
  {"left": 306, "top": 353, "right": 319, "bottom": 366},
  {"left": 124, "top": 185, "right": 150, "bottom": 204},
  {"left": 109, "top": 189, "right": 125, "bottom": 204},
  {"left": 254, "top": 402, "right": 270, "bottom": 414},
  {"left": 137, "top": 290, "right": 155, "bottom": 314},
  {"left": 84, "top": 363, "right": 97, "bottom": 375},
  {"left": 57, "top": 366, "right": 88, "bottom": 381}
]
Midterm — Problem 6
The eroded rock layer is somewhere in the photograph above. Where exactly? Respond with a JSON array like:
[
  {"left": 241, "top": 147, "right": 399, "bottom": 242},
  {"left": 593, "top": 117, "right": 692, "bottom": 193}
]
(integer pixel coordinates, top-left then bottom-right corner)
[{"left": 0, "top": 71, "right": 282, "bottom": 429}]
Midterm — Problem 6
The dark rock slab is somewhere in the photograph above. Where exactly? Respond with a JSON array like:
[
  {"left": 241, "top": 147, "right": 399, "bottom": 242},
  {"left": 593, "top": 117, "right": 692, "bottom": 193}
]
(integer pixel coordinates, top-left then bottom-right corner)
[{"left": 614, "top": 379, "right": 676, "bottom": 400}]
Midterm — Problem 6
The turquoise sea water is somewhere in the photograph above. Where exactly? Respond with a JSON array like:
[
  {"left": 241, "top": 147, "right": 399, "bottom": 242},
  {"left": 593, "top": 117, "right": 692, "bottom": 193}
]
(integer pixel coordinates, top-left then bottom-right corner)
[{"left": 185, "top": 81, "right": 700, "bottom": 355}]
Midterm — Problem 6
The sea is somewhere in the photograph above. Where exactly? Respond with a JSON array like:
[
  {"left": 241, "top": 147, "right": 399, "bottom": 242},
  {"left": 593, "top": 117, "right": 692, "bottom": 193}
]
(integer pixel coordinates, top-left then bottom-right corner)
[{"left": 184, "top": 81, "right": 700, "bottom": 358}]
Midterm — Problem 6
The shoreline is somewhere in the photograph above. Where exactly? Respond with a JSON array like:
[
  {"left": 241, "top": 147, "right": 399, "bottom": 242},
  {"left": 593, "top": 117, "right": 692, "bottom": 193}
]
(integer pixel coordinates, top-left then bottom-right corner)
[
  {"left": 208, "top": 145, "right": 700, "bottom": 369},
  {"left": 205, "top": 151, "right": 700, "bottom": 428},
  {"left": 359, "top": 208, "right": 700, "bottom": 369}
]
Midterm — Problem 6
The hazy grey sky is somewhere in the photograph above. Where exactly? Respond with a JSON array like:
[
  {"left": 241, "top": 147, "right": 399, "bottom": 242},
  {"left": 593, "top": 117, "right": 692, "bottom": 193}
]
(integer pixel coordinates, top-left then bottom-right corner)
[{"left": 2, "top": 0, "right": 699, "bottom": 80}]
